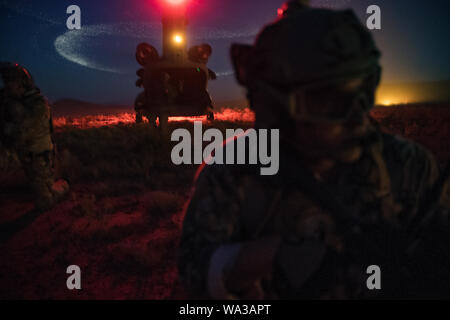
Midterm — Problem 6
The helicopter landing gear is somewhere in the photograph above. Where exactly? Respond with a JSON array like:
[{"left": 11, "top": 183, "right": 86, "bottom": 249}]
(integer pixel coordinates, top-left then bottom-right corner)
[
  {"left": 159, "top": 114, "right": 169, "bottom": 134},
  {"left": 136, "top": 111, "right": 144, "bottom": 124}
]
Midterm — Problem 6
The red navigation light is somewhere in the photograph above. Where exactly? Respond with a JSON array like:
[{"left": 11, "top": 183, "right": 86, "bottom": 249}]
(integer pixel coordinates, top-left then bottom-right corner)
[{"left": 158, "top": 0, "right": 190, "bottom": 14}]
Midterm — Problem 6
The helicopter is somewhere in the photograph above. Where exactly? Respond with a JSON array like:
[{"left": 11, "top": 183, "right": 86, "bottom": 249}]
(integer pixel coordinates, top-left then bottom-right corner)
[{"left": 134, "top": 0, "right": 216, "bottom": 130}]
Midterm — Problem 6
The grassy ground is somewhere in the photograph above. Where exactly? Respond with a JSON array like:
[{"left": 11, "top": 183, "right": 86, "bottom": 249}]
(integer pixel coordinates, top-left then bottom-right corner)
[
  {"left": 0, "top": 104, "right": 448, "bottom": 299},
  {"left": 0, "top": 120, "right": 250, "bottom": 299},
  {"left": 371, "top": 103, "right": 450, "bottom": 163}
]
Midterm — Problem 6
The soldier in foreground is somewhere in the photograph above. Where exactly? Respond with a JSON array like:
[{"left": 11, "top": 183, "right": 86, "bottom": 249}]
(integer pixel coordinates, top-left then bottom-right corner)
[
  {"left": 178, "top": 3, "right": 450, "bottom": 299},
  {"left": 0, "top": 62, "right": 69, "bottom": 211}
]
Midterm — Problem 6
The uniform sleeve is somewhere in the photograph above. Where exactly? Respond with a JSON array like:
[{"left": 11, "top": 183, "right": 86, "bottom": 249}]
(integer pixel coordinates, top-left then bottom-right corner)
[
  {"left": 23, "top": 91, "right": 51, "bottom": 124},
  {"left": 379, "top": 134, "right": 450, "bottom": 295},
  {"left": 413, "top": 143, "right": 449, "bottom": 244},
  {"left": 415, "top": 164, "right": 450, "bottom": 295},
  {"left": 404, "top": 141, "right": 448, "bottom": 226},
  {"left": 177, "top": 165, "right": 243, "bottom": 299},
  {"left": 20, "top": 91, "right": 53, "bottom": 153},
  {"left": 2, "top": 100, "right": 26, "bottom": 142},
  {"left": 393, "top": 137, "right": 450, "bottom": 293},
  {"left": 383, "top": 134, "right": 443, "bottom": 223}
]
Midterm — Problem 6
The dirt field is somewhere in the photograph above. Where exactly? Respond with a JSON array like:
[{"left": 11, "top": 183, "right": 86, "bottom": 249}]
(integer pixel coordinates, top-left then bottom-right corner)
[{"left": 0, "top": 103, "right": 449, "bottom": 299}]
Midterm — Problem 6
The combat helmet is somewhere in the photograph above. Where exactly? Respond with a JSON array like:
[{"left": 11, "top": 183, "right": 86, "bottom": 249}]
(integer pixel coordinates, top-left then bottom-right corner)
[
  {"left": 231, "top": 3, "right": 382, "bottom": 125},
  {"left": 0, "top": 62, "right": 35, "bottom": 90},
  {"left": 277, "top": 0, "right": 310, "bottom": 18}
]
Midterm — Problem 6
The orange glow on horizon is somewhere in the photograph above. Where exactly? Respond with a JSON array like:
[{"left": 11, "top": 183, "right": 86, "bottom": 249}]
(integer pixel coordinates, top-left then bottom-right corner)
[
  {"left": 378, "top": 96, "right": 411, "bottom": 106},
  {"left": 375, "top": 83, "right": 427, "bottom": 106}
]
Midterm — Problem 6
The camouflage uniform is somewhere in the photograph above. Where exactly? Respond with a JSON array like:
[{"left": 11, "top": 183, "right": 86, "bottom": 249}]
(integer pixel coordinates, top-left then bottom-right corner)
[
  {"left": 179, "top": 134, "right": 449, "bottom": 299},
  {"left": 1, "top": 63, "right": 67, "bottom": 210},
  {"left": 178, "top": 6, "right": 450, "bottom": 299}
]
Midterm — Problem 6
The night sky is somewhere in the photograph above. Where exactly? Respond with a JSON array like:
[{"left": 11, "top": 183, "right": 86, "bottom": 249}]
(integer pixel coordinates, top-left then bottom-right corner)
[{"left": 1, "top": 0, "right": 449, "bottom": 105}]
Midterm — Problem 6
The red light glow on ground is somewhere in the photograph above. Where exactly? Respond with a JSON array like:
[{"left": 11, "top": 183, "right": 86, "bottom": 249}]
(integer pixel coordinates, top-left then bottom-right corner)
[{"left": 53, "top": 108, "right": 255, "bottom": 129}]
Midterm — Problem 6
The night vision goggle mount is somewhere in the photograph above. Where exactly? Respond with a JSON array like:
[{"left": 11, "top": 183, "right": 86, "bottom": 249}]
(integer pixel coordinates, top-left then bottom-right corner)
[{"left": 250, "top": 66, "right": 381, "bottom": 125}]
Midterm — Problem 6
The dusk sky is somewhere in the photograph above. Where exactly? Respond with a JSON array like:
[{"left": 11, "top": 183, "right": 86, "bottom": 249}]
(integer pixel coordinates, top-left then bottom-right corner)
[{"left": 1, "top": 0, "right": 449, "bottom": 105}]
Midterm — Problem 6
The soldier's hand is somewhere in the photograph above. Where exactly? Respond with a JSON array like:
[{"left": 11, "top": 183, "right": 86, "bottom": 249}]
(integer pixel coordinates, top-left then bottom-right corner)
[
  {"left": 224, "top": 236, "right": 281, "bottom": 298},
  {"left": 236, "top": 280, "right": 265, "bottom": 300}
]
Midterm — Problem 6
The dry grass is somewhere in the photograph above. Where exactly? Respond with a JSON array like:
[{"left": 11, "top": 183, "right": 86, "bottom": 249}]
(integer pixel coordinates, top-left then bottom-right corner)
[
  {"left": 0, "top": 103, "right": 448, "bottom": 299},
  {"left": 371, "top": 103, "right": 450, "bottom": 163}
]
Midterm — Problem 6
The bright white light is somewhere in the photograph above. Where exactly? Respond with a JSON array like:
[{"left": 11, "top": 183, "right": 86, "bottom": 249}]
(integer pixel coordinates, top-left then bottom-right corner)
[
  {"left": 173, "top": 34, "right": 184, "bottom": 44},
  {"left": 166, "top": 0, "right": 185, "bottom": 5}
]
